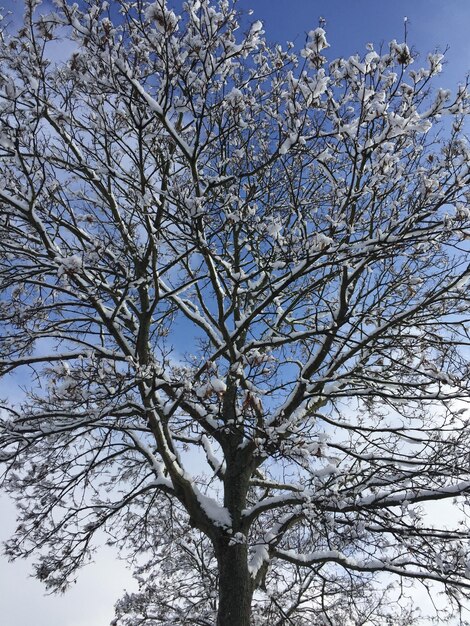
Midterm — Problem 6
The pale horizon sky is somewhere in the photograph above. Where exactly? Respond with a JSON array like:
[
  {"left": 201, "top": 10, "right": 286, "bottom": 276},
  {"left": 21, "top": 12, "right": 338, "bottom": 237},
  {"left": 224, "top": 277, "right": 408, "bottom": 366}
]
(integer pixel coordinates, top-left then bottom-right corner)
[
  {"left": 1, "top": 1, "right": 470, "bottom": 625},
  {"left": 1, "top": 495, "right": 135, "bottom": 626}
]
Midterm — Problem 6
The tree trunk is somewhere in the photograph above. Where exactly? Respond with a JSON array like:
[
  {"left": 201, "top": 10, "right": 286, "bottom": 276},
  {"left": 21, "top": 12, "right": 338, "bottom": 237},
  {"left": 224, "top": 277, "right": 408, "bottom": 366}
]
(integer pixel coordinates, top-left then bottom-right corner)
[{"left": 216, "top": 541, "right": 254, "bottom": 626}]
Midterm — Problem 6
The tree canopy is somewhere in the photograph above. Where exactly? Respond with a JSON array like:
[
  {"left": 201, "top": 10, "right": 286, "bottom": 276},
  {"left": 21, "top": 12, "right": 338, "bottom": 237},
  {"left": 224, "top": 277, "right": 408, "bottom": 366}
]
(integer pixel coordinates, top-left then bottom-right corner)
[{"left": 1, "top": 1, "right": 470, "bottom": 624}]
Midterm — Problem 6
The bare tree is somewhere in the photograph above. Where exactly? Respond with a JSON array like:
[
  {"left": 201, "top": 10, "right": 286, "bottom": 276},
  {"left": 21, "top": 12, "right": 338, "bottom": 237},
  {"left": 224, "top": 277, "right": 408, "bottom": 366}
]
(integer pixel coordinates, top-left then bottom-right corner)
[{"left": 1, "top": 1, "right": 470, "bottom": 624}]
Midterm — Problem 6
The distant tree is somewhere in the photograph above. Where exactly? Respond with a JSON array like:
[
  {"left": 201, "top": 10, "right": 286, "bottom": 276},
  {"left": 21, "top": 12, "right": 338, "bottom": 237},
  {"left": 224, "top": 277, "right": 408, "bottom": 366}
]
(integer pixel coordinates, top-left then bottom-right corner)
[{"left": 1, "top": 1, "right": 470, "bottom": 624}]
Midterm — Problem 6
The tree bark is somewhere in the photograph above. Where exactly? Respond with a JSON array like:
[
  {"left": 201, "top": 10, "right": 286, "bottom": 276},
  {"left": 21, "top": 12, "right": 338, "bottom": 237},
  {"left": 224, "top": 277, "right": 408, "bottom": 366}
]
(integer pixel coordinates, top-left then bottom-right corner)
[{"left": 216, "top": 541, "right": 254, "bottom": 626}]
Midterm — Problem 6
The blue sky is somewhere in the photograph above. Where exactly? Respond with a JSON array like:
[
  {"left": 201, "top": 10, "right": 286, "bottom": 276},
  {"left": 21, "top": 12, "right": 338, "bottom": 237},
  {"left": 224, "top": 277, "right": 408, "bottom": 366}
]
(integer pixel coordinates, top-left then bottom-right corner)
[
  {"left": 1, "top": 1, "right": 470, "bottom": 625},
  {"left": 239, "top": 0, "right": 470, "bottom": 87}
]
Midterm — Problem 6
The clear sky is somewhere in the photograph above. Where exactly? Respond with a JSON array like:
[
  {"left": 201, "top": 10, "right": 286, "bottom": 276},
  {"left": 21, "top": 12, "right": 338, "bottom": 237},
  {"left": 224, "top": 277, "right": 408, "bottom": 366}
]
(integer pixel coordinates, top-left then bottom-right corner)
[
  {"left": 238, "top": 0, "right": 470, "bottom": 88},
  {"left": 1, "top": 1, "right": 470, "bottom": 625}
]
